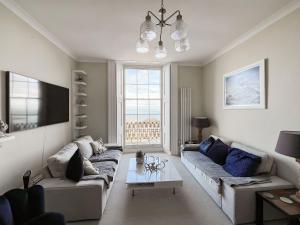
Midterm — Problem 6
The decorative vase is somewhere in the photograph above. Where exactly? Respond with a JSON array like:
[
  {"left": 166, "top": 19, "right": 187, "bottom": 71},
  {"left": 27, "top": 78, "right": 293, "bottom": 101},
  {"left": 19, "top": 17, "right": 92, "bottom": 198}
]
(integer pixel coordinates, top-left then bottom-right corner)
[{"left": 136, "top": 150, "right": 145, "bottom": 164}]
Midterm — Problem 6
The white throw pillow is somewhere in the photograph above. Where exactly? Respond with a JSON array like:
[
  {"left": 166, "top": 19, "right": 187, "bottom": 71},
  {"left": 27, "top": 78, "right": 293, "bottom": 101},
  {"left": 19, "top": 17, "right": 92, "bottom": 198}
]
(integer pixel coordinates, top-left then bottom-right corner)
[
  {"left": 210, "top": 135, "right": 232, "bottom": 146},
  {"left": 91, "top": 138, "right": 107, "bottom": 154},
  {"left": 83, "top": 158, "right": 99, "bottom": 175},
  {"left": 47, "top": 142, "right": 78, "bottom": 178},
  {"left": 231, "top": 142, "right": 274, "bottom": 175},
  {"left": 76, "top": 135, "right": 93, "bottom": 143},
  {"left": 75, "top": 140, "right": 94, "bottom": 159}
]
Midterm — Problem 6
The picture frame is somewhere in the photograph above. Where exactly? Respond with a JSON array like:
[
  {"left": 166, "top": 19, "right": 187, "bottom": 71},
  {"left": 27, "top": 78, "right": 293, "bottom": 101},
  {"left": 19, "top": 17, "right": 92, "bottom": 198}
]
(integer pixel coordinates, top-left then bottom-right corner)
[{"left": 223, "top": 59, "right": 266, "bottom": 109}]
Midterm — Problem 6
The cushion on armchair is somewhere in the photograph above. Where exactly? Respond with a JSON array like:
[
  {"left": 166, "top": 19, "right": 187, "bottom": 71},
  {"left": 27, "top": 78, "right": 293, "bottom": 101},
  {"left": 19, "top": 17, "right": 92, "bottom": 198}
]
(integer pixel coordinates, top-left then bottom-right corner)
[{"left": 223, "top": 148, "right": 262, "bottom": 177}]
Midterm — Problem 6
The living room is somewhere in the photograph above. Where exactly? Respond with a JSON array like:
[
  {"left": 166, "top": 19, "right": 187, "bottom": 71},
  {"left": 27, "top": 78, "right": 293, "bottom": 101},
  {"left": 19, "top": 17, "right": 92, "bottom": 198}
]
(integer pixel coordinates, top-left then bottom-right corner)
[{"left": 0, "top": 0, "right": 300, "bottom": 225}]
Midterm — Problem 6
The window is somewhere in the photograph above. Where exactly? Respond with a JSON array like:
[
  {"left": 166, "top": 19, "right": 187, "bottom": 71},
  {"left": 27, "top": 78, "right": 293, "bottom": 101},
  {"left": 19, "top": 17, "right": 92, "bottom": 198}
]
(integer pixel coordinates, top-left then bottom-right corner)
[{"left": 124, "top": 68, "right": 161, "bottom": 146}]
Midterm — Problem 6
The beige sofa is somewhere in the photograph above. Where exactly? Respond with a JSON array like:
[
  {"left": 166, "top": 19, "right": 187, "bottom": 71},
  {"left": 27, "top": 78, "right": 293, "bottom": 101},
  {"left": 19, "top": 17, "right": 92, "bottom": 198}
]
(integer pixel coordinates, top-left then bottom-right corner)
[
  {"left": 181, "top": 135, "right": 293, "bottom": 224},
  {"left": 38, "top": 136, "right": 120, "bottom": 222}
]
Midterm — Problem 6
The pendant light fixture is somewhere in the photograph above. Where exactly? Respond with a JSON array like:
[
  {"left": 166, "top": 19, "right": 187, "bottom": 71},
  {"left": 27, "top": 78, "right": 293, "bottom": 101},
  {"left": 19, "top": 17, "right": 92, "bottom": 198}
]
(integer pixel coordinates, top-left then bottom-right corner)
[
  {"left": 136, "top": 38, "right": 149, "bottom": 53},
  {"left": 136, "top": 0, "right": 190, "bottom": 59}
]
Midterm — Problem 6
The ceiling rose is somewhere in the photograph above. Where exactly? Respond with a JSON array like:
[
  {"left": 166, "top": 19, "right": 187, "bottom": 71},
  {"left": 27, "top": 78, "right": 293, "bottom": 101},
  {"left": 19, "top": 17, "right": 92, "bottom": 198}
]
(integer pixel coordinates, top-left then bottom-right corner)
[{"left": 136, "top": 0, "right": 190, "bottom": 59}]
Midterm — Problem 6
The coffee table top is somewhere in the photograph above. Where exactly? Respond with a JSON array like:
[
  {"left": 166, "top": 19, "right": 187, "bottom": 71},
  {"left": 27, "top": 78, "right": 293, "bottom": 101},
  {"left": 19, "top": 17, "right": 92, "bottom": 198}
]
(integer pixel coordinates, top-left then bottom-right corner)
[{"left": 126, "top": 157, "right": 183, "bottom": 185}]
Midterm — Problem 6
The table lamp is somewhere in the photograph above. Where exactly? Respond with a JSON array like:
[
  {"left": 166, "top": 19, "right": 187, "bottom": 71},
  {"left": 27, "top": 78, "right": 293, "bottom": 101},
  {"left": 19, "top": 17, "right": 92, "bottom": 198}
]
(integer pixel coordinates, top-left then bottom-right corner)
[
  {"left": 275, "top": 131, "right": 300, "bottom": 199},
  {"left": 191, "top": 117, "right": 210, "bottom": 143}
]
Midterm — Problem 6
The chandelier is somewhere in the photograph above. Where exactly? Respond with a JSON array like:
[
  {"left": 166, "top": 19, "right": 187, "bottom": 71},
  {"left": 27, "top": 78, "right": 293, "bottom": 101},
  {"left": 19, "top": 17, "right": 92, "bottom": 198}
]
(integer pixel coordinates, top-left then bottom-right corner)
[{"left": 136, "top": 0, "right": 190, "bottom": 59}]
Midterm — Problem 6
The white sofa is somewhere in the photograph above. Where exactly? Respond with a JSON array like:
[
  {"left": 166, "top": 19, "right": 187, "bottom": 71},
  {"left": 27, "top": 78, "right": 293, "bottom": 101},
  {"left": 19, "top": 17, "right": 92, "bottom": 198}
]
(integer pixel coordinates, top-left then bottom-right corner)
[
  {"left": 38, "top": 136, "right": 121, "bottom": 222},
  {"left": 181, "top": 135, "right": 293, "bottom": 224}
]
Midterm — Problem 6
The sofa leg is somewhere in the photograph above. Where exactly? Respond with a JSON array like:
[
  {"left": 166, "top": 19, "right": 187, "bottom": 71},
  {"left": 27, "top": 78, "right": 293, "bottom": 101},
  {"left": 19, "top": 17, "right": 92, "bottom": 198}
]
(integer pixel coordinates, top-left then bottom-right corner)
[
  {"left": 131, "top": 189, "right": 135, "bottom": 197},
  {"left": 173, "top": 188, "right": 176, "bottom": 195}
]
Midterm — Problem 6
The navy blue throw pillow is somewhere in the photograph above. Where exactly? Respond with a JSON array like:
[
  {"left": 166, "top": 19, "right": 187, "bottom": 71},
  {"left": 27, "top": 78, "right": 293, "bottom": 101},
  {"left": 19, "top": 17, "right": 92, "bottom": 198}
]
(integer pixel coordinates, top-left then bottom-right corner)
[
  {"left": 206, "top": 139, "right": 230, "bottom": 165},
  {"left": 199, "top": 137, "right": 215, "bottom": 155},
  {"left": 66, "top": 149, "right": 84, "bottom": 182},
  {"left": 223, "top": 148, "right": 261, "bottom": 177}
]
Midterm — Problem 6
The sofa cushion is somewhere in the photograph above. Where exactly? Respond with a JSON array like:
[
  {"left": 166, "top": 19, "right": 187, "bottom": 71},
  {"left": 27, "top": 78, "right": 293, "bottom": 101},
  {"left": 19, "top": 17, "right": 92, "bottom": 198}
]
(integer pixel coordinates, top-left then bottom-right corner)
[
  {"left": 223, "top": 148, "right": 261, "bottom": 177},
  {"left": 66, "top": 150, "right": 84, "bottom": 182},
  {"left": 231, "top": 142, "right": 274, "bottom": 175},
  {"left": 207, "top": 139, "right": 230, "bottom": 165},
  {"left": 182, "top": 151, "right": 232, "bottom": 185},
  {"left": 199, "top": 136, "right": 215, "bottom": 155},
  {"left": 76, "top": 135, "right": 93, "bottom": 143},
  {"left": 91, "top": 138, "right": 107, "bottom": 155},
  {"left": 83, "top": 158, "right": 99, "bottom": 175},
  {"left": 75, "top": 140, "right": 94, "bottom": 159},
  {"left": 47, "top": 143, "right": 78, "bottom": 178}
]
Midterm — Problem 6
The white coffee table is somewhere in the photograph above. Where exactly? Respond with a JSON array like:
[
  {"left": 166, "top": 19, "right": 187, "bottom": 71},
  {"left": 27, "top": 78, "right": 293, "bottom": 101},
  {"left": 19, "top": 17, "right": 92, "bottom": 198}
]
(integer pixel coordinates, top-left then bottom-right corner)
[{"left": 126, "top": 157, "right": 183, "bottom": 196}]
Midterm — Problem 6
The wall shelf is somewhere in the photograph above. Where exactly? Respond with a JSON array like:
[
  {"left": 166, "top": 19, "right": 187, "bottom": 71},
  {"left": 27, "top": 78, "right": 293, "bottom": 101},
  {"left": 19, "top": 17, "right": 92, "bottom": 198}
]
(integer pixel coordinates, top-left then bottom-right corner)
[
  {"left": 74, "top": 81, "right": 87, "bottom": 86},
  {"left": 73, "top": 70, "right": 87, "bottom": 76},
  {"left": 0, "top": 135, "right": 15, "bottom": 143},
  {"left": 76, "top": 104, "right": 88, "bottom": 107},
  {"left": 75, "top": 126, "right": 88, "bottom": 130},
  {"left": 75, "top": 114, "right": 88, "bottom": 118},
  {"left": 76, "top": 92, "right": 87, "bottom": 97},
  {"left": 72, "top": 69, "right": 88, "bottom": 140}
]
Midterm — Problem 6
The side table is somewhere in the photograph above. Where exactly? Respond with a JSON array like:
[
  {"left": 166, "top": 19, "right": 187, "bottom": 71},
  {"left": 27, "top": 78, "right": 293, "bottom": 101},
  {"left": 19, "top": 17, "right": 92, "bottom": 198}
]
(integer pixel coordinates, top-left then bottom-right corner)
[{"left": 256, "top": 189, "right": 300, "bottom": 225}]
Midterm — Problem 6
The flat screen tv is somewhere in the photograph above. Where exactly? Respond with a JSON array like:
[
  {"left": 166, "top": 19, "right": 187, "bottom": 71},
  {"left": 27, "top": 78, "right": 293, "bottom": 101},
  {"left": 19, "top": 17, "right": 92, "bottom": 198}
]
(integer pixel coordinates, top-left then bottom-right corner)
[{"left": 6, "top": 72, "right": 69, "bottom": 132}]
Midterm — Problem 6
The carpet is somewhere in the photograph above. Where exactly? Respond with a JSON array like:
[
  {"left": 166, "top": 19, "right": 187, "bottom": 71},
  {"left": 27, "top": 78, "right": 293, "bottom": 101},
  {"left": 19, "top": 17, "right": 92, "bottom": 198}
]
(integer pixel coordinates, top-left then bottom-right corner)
[{"left": 68, "top": 153, "right": 287, "bottom": 225}]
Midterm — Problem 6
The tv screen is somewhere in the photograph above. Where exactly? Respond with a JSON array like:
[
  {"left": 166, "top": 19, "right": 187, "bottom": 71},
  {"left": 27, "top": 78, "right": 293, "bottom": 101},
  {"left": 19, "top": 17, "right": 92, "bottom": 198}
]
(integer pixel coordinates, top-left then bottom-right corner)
[{"left": 6, "top": 72, "right": 69, "bottom": 132}]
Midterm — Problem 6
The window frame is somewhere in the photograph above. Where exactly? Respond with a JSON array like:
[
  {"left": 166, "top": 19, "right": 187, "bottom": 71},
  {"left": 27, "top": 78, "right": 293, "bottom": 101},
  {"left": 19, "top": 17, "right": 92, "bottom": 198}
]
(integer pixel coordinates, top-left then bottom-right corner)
[{"left": 123, "top": 65, "right": 163, "bottom": 151}]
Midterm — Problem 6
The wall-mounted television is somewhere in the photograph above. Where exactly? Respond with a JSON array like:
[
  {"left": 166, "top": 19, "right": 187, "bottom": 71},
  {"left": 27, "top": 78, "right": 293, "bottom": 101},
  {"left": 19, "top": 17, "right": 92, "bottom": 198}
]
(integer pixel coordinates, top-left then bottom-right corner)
[{"left": 6, "top": 72, "right": 69, "bottom": 132}]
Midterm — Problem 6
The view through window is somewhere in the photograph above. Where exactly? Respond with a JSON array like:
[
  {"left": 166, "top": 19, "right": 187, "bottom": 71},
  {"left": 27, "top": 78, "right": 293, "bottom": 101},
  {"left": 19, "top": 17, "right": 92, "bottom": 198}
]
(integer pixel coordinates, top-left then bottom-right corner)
[{"left": 124, "top": 68, "right": 161, "bottom": 146}]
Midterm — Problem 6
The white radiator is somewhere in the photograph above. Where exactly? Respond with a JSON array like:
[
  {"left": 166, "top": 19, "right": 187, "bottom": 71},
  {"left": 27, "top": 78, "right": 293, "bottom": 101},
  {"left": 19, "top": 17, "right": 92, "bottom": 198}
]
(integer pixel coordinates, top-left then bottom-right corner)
[{"left": 180, "top": 88, "right": 191, "bottom": 145}]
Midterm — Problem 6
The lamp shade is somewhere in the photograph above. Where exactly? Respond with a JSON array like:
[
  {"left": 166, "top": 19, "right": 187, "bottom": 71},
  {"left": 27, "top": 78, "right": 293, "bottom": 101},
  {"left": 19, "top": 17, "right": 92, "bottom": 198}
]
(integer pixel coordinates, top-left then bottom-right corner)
[
  {"left": 191, "top": 117, "right": 210, "bottom": 128},
  {"left": 275, "top": 131, "right": 300, "bottom": 158}
]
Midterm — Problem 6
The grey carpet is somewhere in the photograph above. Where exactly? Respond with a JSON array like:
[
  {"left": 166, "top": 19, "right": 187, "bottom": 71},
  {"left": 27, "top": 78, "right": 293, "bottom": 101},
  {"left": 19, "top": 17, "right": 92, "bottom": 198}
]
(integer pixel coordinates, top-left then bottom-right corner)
[{"left": 68, "top": 153, "right": 287, "bottom": 225}]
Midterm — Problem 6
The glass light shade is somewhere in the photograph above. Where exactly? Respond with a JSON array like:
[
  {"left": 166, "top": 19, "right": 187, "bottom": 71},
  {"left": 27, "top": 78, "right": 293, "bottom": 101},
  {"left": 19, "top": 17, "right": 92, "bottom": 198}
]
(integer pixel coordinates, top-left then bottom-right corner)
[
  {"left": 140, "top": 15, "right": 157, "bottom": 42},
  {"left": 175, "top": 38, "right": 190, "bottom": 52},
  {"left": 155, "top": 41, "right": 167, "bottom": 59},
  {"left": 136, "top": 38, "right": 149, "bottom": 53},
  {"left": 170, "top": 14, "right": 188, "bottom": 41}
]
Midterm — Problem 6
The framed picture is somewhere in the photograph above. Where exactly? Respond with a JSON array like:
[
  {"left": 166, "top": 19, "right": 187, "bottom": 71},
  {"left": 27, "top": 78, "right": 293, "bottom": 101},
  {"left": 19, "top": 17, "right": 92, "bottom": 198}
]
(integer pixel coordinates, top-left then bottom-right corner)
[{"left": 223, "top": 59, "right": 266, "bottom": 109}]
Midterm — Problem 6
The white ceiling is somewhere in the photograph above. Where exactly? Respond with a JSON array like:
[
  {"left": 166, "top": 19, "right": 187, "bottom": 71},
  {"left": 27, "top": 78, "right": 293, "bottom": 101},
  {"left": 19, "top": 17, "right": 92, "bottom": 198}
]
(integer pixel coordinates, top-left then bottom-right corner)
[{"left": 13, "top": 0, "right": 294, "bottom": 64}]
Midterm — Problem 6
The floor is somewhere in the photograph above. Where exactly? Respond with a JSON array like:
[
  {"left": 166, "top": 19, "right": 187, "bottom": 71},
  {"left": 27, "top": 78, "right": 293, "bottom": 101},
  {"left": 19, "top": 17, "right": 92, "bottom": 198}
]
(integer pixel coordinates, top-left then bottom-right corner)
[{"left": 68, "top": 153, "right": 287, "bottom": 225}]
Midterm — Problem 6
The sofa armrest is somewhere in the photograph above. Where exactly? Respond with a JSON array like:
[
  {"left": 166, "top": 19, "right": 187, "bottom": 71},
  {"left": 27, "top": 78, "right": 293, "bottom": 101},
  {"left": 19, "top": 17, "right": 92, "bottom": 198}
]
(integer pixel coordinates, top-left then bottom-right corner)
[
  {"left": 222, "top": 176, "right": 293, "bottom": 224},
  {"left": 181, "top": 144, "right": 200, "bottom": 152},
  {"left": 38, "top": 178, "right": 104, "bottom": 222},
  {"left": 104, "top": 143, "right": 123, "bottom": 151}
]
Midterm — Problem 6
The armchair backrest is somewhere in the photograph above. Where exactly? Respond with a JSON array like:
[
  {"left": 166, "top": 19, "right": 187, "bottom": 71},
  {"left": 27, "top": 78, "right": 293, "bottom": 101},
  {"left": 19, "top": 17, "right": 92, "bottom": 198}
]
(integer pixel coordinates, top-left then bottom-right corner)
[
  {"left": 0, "top": 185, "right": 45, "bottom": 225},
  {"left": 0, "top": 196, "right": 14, "bottom": 225}
]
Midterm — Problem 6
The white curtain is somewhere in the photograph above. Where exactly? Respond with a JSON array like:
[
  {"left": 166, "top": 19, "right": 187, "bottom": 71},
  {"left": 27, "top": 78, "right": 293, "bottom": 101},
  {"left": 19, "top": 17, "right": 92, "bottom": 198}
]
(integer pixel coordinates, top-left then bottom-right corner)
[
  {"left": 162, "top": 64, "right": 171, "bottom": 154},
  {"left": 170, "top": 63, "right": 179, "bottom": 155}
]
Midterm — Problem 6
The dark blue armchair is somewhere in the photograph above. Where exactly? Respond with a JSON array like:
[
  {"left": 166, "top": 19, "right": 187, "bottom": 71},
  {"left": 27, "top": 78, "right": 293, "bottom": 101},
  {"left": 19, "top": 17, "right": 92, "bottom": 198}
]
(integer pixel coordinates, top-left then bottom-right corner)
[{"left": 0, "top": 185, "right": 65, "bottom": 225}]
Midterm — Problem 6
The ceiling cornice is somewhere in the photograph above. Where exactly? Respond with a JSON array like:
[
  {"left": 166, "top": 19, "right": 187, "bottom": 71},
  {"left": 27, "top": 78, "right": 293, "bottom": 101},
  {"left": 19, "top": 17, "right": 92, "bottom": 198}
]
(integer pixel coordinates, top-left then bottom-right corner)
[
  {"left": 1, "top": 0, "right": 299, "bottom": 66},
  {"left": 201, "top": 0, "right": 300, "bottom": 66},
  {"left": 77, "top": 58, "right": 108, "bottom": 63},
  {"left": 0, "top": 0, "right": 77, "bottom": 60}
]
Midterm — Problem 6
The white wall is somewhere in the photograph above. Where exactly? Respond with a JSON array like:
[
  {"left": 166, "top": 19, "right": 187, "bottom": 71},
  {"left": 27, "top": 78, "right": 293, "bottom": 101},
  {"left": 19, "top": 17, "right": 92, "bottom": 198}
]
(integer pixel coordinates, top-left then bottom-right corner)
[
  {"left": 202, "top": 8, "right": 300, "bottom": 185},
  {"left": 178, "top": 65, "right": 203, "bottom": 140},
  {"left": 76, "top": 62, "right": 108, "bottom": 142},
  {"left": 0, "top": 3, "right": 75, "bottom": 193}
]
